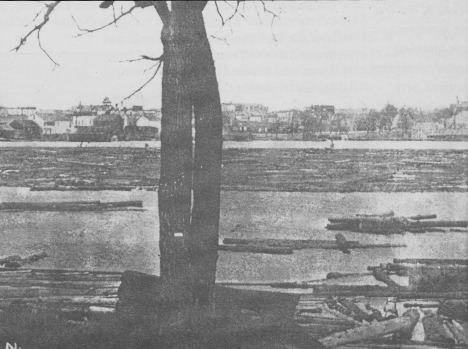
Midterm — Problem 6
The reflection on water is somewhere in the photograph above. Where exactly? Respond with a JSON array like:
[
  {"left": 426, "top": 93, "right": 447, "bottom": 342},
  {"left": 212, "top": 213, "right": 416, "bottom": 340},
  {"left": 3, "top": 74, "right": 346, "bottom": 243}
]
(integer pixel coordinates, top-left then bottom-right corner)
[{"left": 0, "top": 189, "right": 467, "bottom": 283}]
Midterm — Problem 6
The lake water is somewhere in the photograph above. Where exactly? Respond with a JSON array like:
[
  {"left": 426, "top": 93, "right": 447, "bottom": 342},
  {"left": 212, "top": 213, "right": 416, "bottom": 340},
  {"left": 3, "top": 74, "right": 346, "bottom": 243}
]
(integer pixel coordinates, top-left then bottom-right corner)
[
  {"left": 1, "top": 188, "right": 466, "bottom": 286},
  {"left": 0, "top": 140, "right": 467, "bottom": 150}
]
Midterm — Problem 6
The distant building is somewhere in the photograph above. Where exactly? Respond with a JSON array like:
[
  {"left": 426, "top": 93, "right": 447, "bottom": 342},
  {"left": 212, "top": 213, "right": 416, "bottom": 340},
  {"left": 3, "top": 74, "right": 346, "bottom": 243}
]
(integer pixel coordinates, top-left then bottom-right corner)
[
  {"left": 1, "top": 107, "right": 36, "bottom": 117},
  {"left": 73, "top": 114, "right": 96, "bottom": 127}
]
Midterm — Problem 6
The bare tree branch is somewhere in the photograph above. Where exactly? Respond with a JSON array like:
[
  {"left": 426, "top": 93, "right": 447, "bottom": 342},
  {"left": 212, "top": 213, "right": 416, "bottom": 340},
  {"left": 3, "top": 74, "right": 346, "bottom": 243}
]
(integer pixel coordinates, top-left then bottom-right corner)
[
  {"left": 152, "top": 1, "right": 170, "bottom": 26},
  {"left": 121, "top": 60, "right": 162, "bottom": 104},
  {"left": 210, "top": 34, "right": 230, "bottom": 46},
  {"left": 252, "top": 2, "right": 263, "bottom": 25},
  {"left": 12, "top": 1, "right": 60, "bottom": 53},
  {"left": 111, "top": 3, "right": 117, "bottom": 27},
  {"left": 74, "top": 4, "right": 137, "bottom": 36},
  {"left": 260, "top": 0, "right": 280, "bottom": 42},
  {"left": 24, "top": 5, "right": 46, "bottom": 28},
  {"left": 214, "top": 2, "right": 225, "bottom": 26},
  {"left": 37, "top": 30, "right": 59, "bottom": 67},
  {"left": 120, "top": 54, "right": 164, "bottom": 63},
  {"left": 222, "top": 0, "right": 246, "bottom": 25}
]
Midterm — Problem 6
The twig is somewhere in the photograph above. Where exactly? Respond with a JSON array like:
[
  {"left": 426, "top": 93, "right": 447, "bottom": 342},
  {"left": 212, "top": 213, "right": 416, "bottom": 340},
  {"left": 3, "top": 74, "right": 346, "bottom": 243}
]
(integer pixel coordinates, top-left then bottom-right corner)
[
  {"left": 75, "top": 5, "right": 137, "bottom": 36},
  {"left": 121, "top": 60, "right": 163, "bottom": 103},
  {"left": 210, "top": 34, "right": 230, "bottom": 46},
  {"left": 12, "top": 1, "right": 61, "bottom": 67},
  {"left": 37, "top": 30, "right": 59, "bottom": 67},
  {"left": 111, "top": 3, "right": 117, "bottom": 27},
  {"left": 119, "top": 54, "right": 163, "bottom": 63},
  {"left": 222, "top": 0, "right": 246, "bottom": 24},
  {"left": 214, "top": 1, "right": 225, "bottom": 26}
]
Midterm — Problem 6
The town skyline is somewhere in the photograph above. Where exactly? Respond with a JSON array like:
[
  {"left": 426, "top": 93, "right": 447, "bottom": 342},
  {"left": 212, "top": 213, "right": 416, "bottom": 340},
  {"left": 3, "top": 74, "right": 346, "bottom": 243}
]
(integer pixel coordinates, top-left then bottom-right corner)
[{"left": 0, "top": 1, "right": 467, "bottom": 111}]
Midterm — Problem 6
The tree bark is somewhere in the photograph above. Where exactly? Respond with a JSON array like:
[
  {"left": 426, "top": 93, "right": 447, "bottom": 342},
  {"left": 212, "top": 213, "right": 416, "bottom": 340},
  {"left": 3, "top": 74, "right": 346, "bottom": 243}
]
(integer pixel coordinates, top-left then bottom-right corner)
[{"left": 157, "top": 1, "right": 222, "bottom": 307}]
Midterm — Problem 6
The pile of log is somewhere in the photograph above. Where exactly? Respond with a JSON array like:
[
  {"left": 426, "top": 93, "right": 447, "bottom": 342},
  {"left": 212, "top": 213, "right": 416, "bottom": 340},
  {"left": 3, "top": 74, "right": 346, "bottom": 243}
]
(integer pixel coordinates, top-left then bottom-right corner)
[
  {"left": 0, "top": 268, "right": 121, "bottom": 322},
  {"left": 326, "top": 211, "right": 467, "bottom": 234},
  {"left": 0, "top": 200, "right": 143, "bottom": 212},
  {"left": 298, "top": 291, "right": 468, "bottom": 347},
  {"left": 219, "top": 234, "right": 406, "bottom": 255}
]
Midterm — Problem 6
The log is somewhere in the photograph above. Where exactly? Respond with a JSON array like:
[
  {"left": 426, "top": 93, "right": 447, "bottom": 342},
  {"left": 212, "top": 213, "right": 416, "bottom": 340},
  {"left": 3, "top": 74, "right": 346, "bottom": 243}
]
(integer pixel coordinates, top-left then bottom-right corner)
[
  {"left": 394, "top": 258, "right": 468, "bottom": 266},
  {"left": 335, "top": 233, "right": 351, "bottom": 254},
  {"left": 422, "top": 311, "right": 455, "bottom": 344},
  {"left": 296, "top": 316, "right": 357, "bottom": 327},
  {"left": 0, "top": 200, "right": 142, "bottom": 211},
  {"left": 408, "top": 214, "right": 437, "bottom": 220},
  {"left": 319, "top": 309, "right": 420, "bottom": 348},
  {"left": 337, "top": 297, "right": 374, "bottom": 323},
  {"left": 311, "top": 285, "right": 468, "bottom": 299},
  {"left": 30, "top": 186, "right": 134, "bottom": 191},
  {"left": 297, "top": 308, "right": 323, "bottom": 314},
  {"left": 372, "top": 267, "right": 401, "bottom": 288},
  {"left": 56, "top": 159, "right": 111, "bottom": 167},
  {"left": 6, "top": 296, "right": 118, "bottom": 306},
  {"left": 410, "top": 221, "right": 467, "bottom": 228},
  {"left": 444, "top": 320, "right": 468, "bottom": 345},
  {"left": 217, "top": 245, "right": 294, "bottom": 255},
  {"left": 403, "top": 303, "right": 440, "bottom": 308},
  {"left": 326, "top": 272, "right": 372, "bottom": 280},
  {"left": 222, "top": 238, "right": 360, "bottom": 247}
]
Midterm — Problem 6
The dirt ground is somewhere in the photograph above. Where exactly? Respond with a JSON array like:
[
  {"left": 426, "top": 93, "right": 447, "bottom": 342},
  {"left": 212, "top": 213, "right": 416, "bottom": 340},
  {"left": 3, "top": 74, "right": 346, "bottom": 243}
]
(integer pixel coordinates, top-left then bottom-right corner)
[{"left": 0, "top": 147, "right": 466, "bottom": 192}]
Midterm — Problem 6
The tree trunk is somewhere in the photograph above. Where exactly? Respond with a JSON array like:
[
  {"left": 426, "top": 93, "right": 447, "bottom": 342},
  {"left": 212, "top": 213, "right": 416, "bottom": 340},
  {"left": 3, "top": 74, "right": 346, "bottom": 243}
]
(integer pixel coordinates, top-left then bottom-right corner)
[{"left": 158, "top": 1, "right": 221, "bottom": 307}]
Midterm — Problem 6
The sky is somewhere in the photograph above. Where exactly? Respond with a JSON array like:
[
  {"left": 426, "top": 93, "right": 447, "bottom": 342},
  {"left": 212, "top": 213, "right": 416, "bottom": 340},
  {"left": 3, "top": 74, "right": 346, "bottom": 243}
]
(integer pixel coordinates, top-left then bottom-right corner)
[{"left": 0, "top": 1, "right": 467, "bottom": 112}]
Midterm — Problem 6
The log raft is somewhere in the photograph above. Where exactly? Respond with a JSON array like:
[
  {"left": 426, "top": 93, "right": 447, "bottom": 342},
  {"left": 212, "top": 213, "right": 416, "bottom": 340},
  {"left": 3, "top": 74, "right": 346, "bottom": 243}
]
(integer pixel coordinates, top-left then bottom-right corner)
[
  {"left": 0, "top": 268, "right": 121, "bottom": 313},
  {"left": 220, "top": 236, "right": 406, "bottom": 255},
  {"left": 0, "top": 200, "right": 143, "bottom": 211},
  {"left": 326, "top": 212, "right": 467, "bottom": 234}
]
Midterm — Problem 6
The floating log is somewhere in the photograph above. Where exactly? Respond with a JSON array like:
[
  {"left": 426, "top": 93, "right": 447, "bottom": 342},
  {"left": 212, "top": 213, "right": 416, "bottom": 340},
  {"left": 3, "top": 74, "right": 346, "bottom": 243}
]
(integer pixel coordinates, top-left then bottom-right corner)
[
  {"left": 450, "top": 228, "right": 468, "bottom": 232},
  {"left": 296, "top": 316, "right": 357, "bottom": 327},
  {"left": 297, "top": 308, "right": 323, "bottom": 314},
  {"left": 403, "top": 303, "right": 440, "bottom": 308},
  {"left": 394, "top": 258, "right": 468, "bottom": 266},
  {"left": 222, "top": 238, "right": 405, "bottom": 252},
  {"left": 422, "top": 311, "right": 455, "bottom": 344},
  {"left": 56, "top": 159, "right": 111, "bottom": 167},
  {"left": 408, "top": 214, "right": 437, "bottom": 220},
  {"left": 218, "top": 245, "right": 293, "bottom": 255},
  {"left": 410, "top": 220, "right": 467, "bottom": 228},
  {"left": 337, "top": 297, "right": 374, "bottom": 323},
  {"left": 30, "top": 186, "right": 134, "bottom": 191},
  {"left": 327, "top": 215, "right": 467, "bottom": 234},
  {"left": 222, "top": 238, "right": 360, "bottom": 247},
  {"left": 0, "top": 200, "right": 142, "bottom": 211},
  {"left": 319, "top": 309, "right": 420, "bottom": 348},
  {"left": 326, "top": 272, "right": 372, "bottom": 280},
  {"left": 372, "top": 267, "right": 401, "bottom": 288},
  {"left": 335, "top": 233, "right": 351, "bottom": 254},
  {"left": 310, "top": 285, "right": 468, "bottom": 299},
  {"left": 444, "top": 320, "right": 468, "bottom": 345},
  {"left": 7, "top": 296, "right": 118, "bottom": 307}
]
